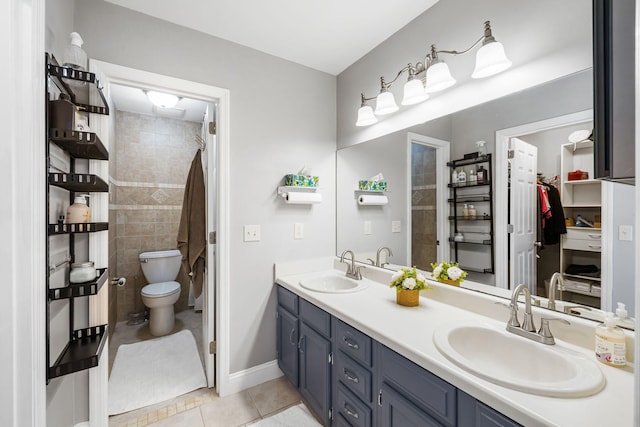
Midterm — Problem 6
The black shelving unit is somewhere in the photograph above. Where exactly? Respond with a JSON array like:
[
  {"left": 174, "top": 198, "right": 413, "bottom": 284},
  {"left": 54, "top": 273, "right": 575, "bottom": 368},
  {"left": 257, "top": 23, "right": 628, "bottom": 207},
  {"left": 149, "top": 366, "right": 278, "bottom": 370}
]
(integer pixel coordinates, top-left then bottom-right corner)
[
  {"left": 46, "top": 53, "right": 110, "bottom": 383},
  {"left": 447, "top": 154, "right": 495, "bottom": 274}
]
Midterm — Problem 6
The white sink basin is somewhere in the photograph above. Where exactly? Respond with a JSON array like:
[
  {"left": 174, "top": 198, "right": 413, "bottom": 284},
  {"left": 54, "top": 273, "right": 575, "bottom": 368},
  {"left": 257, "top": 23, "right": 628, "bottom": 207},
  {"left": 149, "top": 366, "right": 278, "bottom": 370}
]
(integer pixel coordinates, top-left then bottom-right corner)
[
  {"left": 299, "top": 271, "right": 369, "bottom": 293},
  {"left": 433, "top": 321, "right": 605, "bottom": 397}
]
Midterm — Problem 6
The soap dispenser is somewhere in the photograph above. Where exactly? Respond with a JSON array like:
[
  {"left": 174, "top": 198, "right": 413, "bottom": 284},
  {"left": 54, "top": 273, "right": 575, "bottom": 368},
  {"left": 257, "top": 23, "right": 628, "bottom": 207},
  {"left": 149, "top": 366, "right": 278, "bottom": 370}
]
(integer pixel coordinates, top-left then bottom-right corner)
[{"left": 595, "top": 313, "right": 626, "bottom": 367}]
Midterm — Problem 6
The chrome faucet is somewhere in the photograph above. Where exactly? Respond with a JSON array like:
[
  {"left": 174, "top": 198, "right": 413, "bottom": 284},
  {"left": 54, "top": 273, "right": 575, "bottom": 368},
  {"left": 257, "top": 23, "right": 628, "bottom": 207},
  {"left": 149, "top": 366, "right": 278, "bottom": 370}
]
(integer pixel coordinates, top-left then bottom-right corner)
[
  {"left": 375, "top": 246, "right": 393, "bottom": 267},
  {"left": 506, "top": 283, "right": 569, "bottom": 345},
  {"left": 340, "top": 250, "right": 363, "bottom": 280},
  {"left": 547, "top": 272, "right": 564, "bottom": 310}
]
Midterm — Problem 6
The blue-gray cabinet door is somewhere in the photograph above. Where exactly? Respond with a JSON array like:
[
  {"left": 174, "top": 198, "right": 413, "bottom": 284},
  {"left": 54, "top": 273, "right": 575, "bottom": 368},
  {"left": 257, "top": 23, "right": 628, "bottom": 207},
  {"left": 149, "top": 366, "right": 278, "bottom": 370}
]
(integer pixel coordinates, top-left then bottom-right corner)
[
  {"left": 277, "top": 306, "right": 299, "bottom": 388},
  {"left": 457, "top": 391, "right": 522, "bottom": 427},
  {"left": 379, "top": 383, "right": 444, "bottom": 427},
  {"left": 299, "top": 322, "right": 331, "bottom": 426}
]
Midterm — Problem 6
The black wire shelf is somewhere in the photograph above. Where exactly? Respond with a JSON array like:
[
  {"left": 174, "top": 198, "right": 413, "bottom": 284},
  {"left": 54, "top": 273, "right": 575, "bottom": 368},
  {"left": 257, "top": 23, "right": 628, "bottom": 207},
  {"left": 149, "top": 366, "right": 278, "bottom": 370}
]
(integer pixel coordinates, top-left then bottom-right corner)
[
  {"left": 49, "top": 173, "right": 109, "bottom": 192},
  {"left": 47, "top": 56, "right": 109, "bottom": 115},
  {"left": 48, "top": 222, "right": 109, "bottom": 235},
  {"left": 449, "top": 237, "right": 492, "bottom": 245},
  {"left": 48, "top": 324, "right": 108, "bottom": 380},
  {"left": 48, "top": 268, "right": 108, "bottom": 300},
  {"left": 49, "top": 129, "right": 109, "bottom": 160}
]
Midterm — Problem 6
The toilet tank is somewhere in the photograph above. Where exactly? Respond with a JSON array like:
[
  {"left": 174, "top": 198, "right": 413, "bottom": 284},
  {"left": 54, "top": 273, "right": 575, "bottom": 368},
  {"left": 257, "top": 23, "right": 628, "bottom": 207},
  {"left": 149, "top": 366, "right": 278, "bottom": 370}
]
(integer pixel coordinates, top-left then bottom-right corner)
[{"left": 139, "top": 249, "right": 182, "bottom": 284}]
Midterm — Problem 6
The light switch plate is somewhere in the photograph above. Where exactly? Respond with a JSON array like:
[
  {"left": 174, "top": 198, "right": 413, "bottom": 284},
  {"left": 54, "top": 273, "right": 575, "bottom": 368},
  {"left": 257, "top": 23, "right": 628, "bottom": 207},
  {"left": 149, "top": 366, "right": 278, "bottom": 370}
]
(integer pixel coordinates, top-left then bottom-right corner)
[
  {"left": 243, "top": 224, "right": 260, "bottom": 242},
  {"left": 364, "top": 221, "right": 372, "bottom": 235},
  {"left": 619, "top": 224, "right": 633, "bottom": 241},
  {"left": 391, "top": 220, "right": 401, "bottom": 233},
  {"left": 294, "top": 223, "right": 304, "bottom": 239}
]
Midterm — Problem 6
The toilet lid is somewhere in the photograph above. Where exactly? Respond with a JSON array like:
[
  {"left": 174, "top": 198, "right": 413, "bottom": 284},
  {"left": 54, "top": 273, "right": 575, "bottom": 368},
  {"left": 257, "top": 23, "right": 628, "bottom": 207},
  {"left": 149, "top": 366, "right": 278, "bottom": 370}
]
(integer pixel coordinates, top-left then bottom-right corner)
[{"left": 141, "top": 281, "right": 181, "bottom": 298}]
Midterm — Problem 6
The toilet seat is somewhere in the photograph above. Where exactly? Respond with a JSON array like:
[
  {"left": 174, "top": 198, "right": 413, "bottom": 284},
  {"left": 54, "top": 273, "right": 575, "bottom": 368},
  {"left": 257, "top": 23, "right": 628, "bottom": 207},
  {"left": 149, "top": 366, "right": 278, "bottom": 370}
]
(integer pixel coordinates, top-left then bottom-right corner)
[{"left": 141, "top": 281, "right": 180, "bottom": 298}]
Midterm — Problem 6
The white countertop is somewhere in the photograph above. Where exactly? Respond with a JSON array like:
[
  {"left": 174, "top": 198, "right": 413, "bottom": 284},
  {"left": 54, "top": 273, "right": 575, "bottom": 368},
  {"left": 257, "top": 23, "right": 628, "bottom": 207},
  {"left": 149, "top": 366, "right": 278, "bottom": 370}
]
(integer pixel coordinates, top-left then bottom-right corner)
[{"left": 274, "top": 257, "right": 634, "bottom": 427}]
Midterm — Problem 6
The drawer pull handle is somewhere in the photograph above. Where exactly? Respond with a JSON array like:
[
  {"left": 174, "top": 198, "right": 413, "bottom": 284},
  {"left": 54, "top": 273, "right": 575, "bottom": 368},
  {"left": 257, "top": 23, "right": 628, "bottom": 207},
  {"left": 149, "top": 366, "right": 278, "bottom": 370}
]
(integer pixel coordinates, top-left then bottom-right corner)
[
  {"left": 344, "top": 403, "right": 359, "bottom": 419},
  {"left": 298, "top": 336, "right": 305, "bottom": 353},
  {"left": 343, "top": 336, "right": 360, "bottom": 349},
  {"left": 588, "top": 244, "right": 602, "bottom": 249},
  {"left": 343, "top": 368, "right": 359, "bottom": 383},
  {"left": 289, "top": 328, "right": 296, "bottom": 345},
  {"left": 588, "top": 234, "right": 601, "bottom": 239}
]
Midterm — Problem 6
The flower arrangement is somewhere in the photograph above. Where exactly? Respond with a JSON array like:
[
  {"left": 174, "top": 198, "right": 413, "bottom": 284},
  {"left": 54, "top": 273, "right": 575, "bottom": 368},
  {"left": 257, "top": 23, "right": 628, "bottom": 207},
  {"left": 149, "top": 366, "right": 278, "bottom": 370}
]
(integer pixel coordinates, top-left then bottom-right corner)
[
  {"left": 430, "top": 261, "right": 467, "bottom": 283},
  {"left": 390, "top": 267, "right": 431, "bottom": 291}
]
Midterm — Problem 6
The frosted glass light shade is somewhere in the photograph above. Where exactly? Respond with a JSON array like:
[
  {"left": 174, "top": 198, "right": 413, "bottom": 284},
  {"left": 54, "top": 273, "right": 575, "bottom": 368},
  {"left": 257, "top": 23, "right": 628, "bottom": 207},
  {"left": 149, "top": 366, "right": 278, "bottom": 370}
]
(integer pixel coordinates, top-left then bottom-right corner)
[
  {"left": 472, "top": 41, "right": 512, "bottom": 78},
  {"left": 401, "top": 79, "right": 429, "bottom": 105},
  {"left": 147, "top": 91, "right": 179, "bottom": 108},
  {"left": 374, "top": 91, "right": 399, "bottom": 115},
  {"left": 355, "top": 105, "right": 378, "bottom": 126},
  {"left": 425, "top": 61, "right": 456, "bottom": 93}
]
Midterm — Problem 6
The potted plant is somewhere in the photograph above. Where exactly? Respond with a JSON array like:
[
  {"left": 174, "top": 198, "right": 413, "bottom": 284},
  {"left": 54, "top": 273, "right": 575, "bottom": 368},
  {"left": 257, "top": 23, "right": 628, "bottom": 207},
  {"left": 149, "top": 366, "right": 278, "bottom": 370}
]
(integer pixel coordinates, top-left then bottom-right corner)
[
  {"left": 390, "top": 267, "right": 431, "bottom": 306},
  {"left": 430, "top": 261, "right": 467, "bottom": 286}
]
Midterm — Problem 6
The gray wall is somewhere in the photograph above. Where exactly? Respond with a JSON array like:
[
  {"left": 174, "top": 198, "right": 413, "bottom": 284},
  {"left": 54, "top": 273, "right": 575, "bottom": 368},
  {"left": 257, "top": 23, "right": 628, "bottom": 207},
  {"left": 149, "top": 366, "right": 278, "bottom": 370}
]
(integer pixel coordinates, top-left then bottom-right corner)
[
  {"left": 337, "top": 0, "right": 592, "bottom": 148},
  {"left": 73, "top": 0, "right": 337, "bottom": 374},
  {"left": 610, "top": 183, "right": 636, "bottom": 315}
]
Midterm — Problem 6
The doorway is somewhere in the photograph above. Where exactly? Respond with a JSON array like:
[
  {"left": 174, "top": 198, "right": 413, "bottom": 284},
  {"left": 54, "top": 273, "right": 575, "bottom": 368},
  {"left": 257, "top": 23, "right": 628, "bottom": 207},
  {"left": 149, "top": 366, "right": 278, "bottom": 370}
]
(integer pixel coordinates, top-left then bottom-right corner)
[
  {"left": 406, "top": 133, "right": 450, "bottom": 268},
  {"left": 88, "top": 59, "right": 231, "bottom": 423},
  {"left": 495, "top": 110, "right": 594, "bottom": 292}
]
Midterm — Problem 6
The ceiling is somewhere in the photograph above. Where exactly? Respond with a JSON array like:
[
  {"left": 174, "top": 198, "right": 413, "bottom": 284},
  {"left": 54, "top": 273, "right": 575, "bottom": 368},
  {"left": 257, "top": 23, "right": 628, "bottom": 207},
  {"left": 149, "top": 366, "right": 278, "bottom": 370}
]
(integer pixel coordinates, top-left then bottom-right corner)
[{"left": 104, "top": 0, "right": 439, "bottom": 75}]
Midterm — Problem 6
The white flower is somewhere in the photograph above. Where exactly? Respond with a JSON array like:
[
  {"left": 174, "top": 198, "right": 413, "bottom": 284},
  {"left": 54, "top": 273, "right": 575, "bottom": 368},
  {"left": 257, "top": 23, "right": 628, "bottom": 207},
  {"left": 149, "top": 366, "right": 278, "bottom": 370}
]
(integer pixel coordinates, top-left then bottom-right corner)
[
  {"left": 391, "top": 270, "right": 404, "bottom": 281},
  {"left": 447, "top": 266, "right": 463, "bottom": 281},
  {"left": 432, "top": 265, "right": 442, "bottom": 279},
  {"left": 403, "top": 277, "right": 416, "bottom": 289},
  {"left": 416, "top": 273, "right": 426, "bottom": 283}
]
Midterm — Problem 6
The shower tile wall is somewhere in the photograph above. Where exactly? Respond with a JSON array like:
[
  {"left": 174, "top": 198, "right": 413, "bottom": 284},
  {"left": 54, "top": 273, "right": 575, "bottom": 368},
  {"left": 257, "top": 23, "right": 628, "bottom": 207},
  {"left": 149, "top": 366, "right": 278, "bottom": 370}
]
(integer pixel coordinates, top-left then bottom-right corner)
[
  {"left": 411, "top": 144, "right": 437, "bottom": 270},
  {"left": 109, "top": 111, "right": 201, "bottom": 324}
]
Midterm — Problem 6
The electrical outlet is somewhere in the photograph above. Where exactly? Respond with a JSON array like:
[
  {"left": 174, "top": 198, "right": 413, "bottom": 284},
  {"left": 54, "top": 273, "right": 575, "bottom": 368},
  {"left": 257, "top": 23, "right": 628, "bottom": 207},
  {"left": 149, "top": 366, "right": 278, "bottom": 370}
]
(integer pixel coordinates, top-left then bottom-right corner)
[
  {"left": 391, "top": 220, "right": 401, "bottom": 233},
  {"left": 364, "top": 221, "right": 372, "bottom": 235},
  {"left": 243, "top": 224, "right": 260, "bottom": 242},
  {"left": 294, "top": 223, "right": 304, "bottom": 239}
]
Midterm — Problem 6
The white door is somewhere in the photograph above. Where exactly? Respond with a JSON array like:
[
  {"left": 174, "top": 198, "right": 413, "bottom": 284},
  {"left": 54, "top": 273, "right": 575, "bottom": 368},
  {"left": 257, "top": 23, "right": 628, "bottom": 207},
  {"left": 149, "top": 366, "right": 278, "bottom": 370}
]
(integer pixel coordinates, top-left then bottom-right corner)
[
  {"left": 204, "top": 105, "right": 217, "bottom": 387},
  {"left": 509, "top": 137, "right": 538, "bottom": 293}
]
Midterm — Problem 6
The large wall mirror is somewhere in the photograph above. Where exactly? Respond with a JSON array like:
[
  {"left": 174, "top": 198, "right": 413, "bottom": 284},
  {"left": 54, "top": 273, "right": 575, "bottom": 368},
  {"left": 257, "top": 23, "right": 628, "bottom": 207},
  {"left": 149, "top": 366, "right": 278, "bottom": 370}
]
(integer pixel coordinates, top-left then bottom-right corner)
[{"left": 336, "top": 69, "right": 636, "bottom": 322}]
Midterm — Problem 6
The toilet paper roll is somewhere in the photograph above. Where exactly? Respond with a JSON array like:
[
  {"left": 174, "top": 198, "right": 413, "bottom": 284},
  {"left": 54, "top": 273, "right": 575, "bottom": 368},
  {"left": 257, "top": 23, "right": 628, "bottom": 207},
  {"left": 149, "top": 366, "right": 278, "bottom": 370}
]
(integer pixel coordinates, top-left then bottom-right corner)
[
  {"left": 284, "top": 192, "right": 322, "bottom": 204},
  {"left": 358, "top": 194, "right": 389, "bottom": 205}
]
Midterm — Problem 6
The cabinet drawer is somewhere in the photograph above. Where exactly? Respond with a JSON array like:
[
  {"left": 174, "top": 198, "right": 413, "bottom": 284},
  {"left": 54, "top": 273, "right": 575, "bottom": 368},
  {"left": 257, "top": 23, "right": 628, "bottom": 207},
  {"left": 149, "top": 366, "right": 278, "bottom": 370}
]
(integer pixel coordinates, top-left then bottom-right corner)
[
  {"left": 334, "top": 319, "right": 372, "bottom": 367},
  {"left": 562, "top": 237, "right": 602, "bottom": 252},
  {"left": 277, "top": 285, "right": 298, "bottom": 315},
  {"left": 564, "top": 229, "right": 602, "bottom": 241},
  {"left": 300, "top": 299, "right": 331, "bottom": 338},
  {"left": 335, "top": 350, "right": 373, "bottom": 404},
  {"left": 335, "top": 383, "right": 372, "bottom": 427},
  {"left": 378, "top": 343, "right": 456, "bottom": 426}
]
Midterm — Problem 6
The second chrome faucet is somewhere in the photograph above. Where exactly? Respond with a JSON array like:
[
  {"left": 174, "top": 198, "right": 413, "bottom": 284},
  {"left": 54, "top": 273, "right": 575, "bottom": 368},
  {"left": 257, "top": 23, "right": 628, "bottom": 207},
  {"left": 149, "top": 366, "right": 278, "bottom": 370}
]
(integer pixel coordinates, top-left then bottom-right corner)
[{"left": 507, "top": 283, "right": 569, "bottom": 345}]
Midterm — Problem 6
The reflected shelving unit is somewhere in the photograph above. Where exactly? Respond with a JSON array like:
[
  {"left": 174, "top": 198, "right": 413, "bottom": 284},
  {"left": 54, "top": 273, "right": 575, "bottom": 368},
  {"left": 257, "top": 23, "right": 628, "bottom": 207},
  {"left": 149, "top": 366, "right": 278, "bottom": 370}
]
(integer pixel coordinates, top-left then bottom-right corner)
[
  {"left": 46, "top": 54, "right": 110, "bottom": 382},
  {"left": 447, "top": 154, "right": 494, "bottom": 274}
]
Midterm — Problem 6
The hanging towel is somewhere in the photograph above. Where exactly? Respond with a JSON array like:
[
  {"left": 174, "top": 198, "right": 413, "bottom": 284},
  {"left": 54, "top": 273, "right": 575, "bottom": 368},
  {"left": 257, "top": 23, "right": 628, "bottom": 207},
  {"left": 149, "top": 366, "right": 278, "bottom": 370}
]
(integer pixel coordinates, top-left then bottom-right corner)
[{"left": 177, "top": 150, "right": 206, "bottom": 298}]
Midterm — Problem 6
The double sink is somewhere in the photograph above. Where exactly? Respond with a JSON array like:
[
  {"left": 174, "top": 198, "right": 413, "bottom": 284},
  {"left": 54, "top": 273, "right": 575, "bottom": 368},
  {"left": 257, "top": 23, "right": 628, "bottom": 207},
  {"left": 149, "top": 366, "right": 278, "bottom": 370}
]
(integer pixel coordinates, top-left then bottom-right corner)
[{"left": 297, "top": 270, "right": 605, "bottom": 398}]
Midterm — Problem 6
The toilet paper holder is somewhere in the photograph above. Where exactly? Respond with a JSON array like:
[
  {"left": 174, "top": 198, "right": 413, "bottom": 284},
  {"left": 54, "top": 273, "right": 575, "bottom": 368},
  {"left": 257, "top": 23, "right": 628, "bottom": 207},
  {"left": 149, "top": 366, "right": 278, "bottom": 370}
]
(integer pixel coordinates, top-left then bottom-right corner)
[{"left": 111, "top": 277, "right": 126, "bottom": 287}]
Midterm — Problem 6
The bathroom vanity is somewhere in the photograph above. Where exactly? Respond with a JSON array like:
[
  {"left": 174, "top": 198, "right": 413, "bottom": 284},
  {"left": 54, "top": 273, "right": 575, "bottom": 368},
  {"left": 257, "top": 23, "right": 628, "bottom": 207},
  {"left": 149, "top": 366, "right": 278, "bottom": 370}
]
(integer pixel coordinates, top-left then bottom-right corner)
[{"left": 275, "top": 258, "right": 634, "bottom": 427}]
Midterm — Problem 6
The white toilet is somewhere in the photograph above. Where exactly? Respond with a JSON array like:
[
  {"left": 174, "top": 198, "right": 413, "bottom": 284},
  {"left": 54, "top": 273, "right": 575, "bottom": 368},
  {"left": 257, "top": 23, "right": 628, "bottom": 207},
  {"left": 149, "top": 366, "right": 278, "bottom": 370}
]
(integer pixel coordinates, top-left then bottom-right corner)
[{"left": 139, "top": 249, "right": 182, "bottom": 336}]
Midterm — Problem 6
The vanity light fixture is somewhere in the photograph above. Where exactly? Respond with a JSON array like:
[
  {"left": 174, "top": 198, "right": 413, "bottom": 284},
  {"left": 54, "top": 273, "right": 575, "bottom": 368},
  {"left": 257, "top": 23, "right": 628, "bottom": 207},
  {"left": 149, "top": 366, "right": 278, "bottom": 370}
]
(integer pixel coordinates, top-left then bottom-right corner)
[
  {"left": 355, "top": 21, "right": 512, "bottom": 127},
  {"left": 146, "top": 90, "right": 180, "bottom": 108}
]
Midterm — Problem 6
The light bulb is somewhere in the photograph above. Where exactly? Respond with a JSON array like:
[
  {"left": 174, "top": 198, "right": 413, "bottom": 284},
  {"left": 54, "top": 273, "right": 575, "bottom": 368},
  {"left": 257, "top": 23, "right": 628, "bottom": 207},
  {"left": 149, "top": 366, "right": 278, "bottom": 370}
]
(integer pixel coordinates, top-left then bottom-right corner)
[
  {"left": 147, "top": 91, "right": 180, "bottom": 108},
  {"left": 472, "top": 41, "right": 512, "bottom": 78},
  {"left": 425, "top": 61, "right": 456, "bottom": 93},
  {"left": 375, "top": 91, "right": 398, "bottom": 115},
  {"left": 401, "top": 78, "right": 429, "bottom": 105}
]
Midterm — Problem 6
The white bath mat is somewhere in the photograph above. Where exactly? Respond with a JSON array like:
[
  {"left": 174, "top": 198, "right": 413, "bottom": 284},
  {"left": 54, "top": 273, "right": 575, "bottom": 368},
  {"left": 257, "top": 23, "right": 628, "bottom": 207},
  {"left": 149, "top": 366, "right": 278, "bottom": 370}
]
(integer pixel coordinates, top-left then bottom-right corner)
[
  {"left": 248, "top": 404, "right": 321, "bottom": 427},
  {"left": 108, "top": 329, "right": 206, "bottom": 415}
]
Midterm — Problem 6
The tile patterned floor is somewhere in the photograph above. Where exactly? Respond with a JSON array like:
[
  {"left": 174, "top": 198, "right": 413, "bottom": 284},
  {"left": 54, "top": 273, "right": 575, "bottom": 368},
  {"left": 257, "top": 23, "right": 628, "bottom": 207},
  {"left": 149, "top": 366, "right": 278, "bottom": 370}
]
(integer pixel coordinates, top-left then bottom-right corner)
[{"left": 108, "top": 310, "right": 303, "bottom": 426}]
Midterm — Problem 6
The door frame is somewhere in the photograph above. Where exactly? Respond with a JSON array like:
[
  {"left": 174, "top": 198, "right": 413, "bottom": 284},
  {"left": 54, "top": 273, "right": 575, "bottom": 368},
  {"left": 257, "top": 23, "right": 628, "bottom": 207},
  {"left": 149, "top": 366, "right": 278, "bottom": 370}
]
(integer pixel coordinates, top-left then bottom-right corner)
[
  {"left": 495, "top": 110, "right": 593, "bottom": 289},
  {"left": 90, "top": 61, "right": 231, "bottom": 403},
  {"left": 406, "top": 133, "right": 450, "bottom": 265}
]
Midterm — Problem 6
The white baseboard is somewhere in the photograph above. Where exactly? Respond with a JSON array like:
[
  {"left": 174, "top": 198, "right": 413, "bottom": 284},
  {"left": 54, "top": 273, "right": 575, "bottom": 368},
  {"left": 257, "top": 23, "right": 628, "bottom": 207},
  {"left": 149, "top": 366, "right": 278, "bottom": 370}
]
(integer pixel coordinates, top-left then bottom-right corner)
[{"left": 222, "top": 360, "right": 283, "bottom": 397}]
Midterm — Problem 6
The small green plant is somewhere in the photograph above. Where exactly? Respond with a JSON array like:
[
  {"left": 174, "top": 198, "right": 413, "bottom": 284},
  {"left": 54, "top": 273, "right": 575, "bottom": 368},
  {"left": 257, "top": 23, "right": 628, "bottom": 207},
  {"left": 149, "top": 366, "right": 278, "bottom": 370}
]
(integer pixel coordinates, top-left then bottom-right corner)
[
  {"left": 389, "top": 267, "right": 432, "bottom": 291},
  {"left": 430, "top": 261, "right": 467, "bottom": 282}
]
